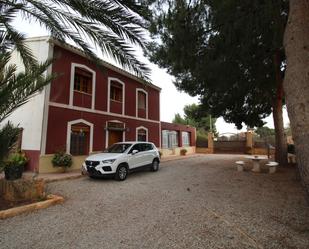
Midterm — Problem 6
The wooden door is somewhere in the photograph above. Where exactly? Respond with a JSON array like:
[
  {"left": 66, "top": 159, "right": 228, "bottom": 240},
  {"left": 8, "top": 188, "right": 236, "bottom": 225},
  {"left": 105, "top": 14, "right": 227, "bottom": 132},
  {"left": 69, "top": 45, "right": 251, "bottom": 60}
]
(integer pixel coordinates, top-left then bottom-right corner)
[{"left": 108, "top": 130, "right": 123, "bottom": 146}]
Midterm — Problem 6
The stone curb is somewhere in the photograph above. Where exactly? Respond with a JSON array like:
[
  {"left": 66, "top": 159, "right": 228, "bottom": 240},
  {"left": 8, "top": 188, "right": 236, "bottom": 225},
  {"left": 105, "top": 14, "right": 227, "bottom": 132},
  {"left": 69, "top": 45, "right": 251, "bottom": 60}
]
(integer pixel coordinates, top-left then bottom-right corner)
[
  {"left": 43, "top": 174, "right": 84, "bottom": 183},
  {"left": 0, "top": 194, "right": 64, "bottom": 219},
  {"left": 161, "top": 154, "right": 202, "bottom": 163}
]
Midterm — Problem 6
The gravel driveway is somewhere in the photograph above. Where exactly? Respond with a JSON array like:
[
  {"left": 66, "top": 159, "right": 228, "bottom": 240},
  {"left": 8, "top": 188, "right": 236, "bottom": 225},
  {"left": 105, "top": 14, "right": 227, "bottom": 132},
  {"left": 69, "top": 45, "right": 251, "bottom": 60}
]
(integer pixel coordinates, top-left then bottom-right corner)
[{"left": 1, "top": 154, "right": 309, "bottom": 249}]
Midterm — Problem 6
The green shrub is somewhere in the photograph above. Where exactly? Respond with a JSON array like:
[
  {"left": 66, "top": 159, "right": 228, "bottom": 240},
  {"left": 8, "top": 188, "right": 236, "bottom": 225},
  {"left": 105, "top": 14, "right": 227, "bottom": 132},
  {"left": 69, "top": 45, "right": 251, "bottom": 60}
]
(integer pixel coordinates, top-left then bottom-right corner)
[
  {"left": 52, "top": 151, "right": 72, "bottom": 168},
  {"left": 4, "top": 152, "right": 28, "bottom": 180},
  {"left": 5, "top": 152, "right": 28, "bottom": 167},
  {"left": 0, "top": 122, "right": 20, "bottom": 171}
]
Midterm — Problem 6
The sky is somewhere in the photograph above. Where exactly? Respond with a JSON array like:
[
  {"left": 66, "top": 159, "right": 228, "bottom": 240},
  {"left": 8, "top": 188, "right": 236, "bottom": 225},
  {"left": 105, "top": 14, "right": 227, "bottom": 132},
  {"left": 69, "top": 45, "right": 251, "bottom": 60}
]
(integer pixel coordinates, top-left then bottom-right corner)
[{"left": 12, "top": 15, "right": 289, "bottom": 134}]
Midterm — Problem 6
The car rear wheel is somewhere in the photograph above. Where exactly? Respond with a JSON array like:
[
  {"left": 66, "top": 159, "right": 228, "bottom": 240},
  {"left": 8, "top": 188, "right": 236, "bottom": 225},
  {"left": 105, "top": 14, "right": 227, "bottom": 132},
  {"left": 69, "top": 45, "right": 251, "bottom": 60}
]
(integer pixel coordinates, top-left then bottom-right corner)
[
  {"left": 151, "top": 159, "right": 159, "bottom": 172},
  {"left": 115, "top": 164, "right": 128, "bottom": 181}
]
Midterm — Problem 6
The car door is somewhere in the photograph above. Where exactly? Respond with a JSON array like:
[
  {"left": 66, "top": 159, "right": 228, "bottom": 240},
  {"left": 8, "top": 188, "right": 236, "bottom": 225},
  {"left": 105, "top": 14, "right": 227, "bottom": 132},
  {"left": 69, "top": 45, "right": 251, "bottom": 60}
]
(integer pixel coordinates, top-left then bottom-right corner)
[
  {"left": 127, "top": 144, "right": 144, "bottom": 169},
  {"left": 142, "top": 143, "right": 155, "bottom": 165}
]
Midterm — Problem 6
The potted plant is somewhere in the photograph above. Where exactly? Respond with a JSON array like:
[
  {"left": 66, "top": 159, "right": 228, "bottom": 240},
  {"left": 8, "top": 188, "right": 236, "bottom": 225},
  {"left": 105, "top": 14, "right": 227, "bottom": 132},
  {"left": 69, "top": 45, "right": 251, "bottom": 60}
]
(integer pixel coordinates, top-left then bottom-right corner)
[
  {"left": 4, "top": 152, "right": 28, "bottom": 180},
  {"left": 52, "top": 151, "right": 72, "bottom": 172},
  {"left": 180, "top": 148, "right": 187, "bottom": 156}
]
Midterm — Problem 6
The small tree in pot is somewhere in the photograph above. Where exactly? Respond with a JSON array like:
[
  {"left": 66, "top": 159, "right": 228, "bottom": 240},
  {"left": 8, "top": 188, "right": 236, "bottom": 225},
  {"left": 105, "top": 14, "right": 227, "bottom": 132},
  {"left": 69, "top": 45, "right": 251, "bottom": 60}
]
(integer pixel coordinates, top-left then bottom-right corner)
[
  {"left": 52, "top": 151, "right": 72, "bottom": 172},
  {"left": 180, "top": 149, "right": 187, "bottom": 156}
]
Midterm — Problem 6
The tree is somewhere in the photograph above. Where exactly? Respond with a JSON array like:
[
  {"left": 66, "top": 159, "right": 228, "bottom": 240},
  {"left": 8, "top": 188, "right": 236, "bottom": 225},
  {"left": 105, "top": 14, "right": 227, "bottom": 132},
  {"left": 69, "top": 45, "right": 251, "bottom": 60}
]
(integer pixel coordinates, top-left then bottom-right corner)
[
  {"left": 255, "top": 126, "right": 275, "bottom": 138},
  {"left": 172, "top": 104, "right": 217, "bottom": 133},
  {"left": 1, "top": 0, "right": 150, "bottom": 79},
  {"left": 0, "top": 1, "right": 151, "bottom": 166},
  {"left": 172, "top": 113, "right": 187, "bottom": 125},
  {"left": 183, "top": 104, "right": 217, "bottom": 133},
  {"left": 145, "top": 0, "right": 288, "bottom": 165},
  {"left": 283, "top": 0, "right": 309, "bottom": 200},
  {"left": 1, "top": 0, "right": 151, "bottom": 122}
]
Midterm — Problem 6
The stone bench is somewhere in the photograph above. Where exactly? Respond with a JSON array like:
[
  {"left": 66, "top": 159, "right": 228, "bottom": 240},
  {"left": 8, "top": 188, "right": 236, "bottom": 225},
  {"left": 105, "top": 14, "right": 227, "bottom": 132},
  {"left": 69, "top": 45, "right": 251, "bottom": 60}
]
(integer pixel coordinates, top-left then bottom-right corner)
[
  {"left": 266, "top": 161, "right": 279, "bottom": 174},
  {"left": 235, "top": 161, "right": 245, "bottom": 172}
]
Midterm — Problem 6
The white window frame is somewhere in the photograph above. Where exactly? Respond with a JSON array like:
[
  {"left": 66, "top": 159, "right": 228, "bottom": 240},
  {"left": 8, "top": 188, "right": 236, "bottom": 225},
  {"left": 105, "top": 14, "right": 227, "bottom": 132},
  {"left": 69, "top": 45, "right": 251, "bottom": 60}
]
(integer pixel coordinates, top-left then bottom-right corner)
[
  {"left": 136, "top": 126, "right": 148, "bottom": 142},
  {"left": 136, "top": 88, "right": 148, "bottom": 119},
  {"left": 182, "top": 131, "right": 190, "bottom": 147},
  {"left": 171, "top": 131, "right": 178, "bottom": 147},
  {"left": 105, "top": 120, "right": 126, "bottom": 148},
  {"left": 66, "top": 119, "right": 93, "bottom": 154},
  {"left": 69, "top": 63, "right": 96, "bottom": 109},
  {"left": 107, "top": 77, "right": 125, "bottom": 115},
  {"left": 162, "top": 130, "right": 169, "bottom": 149}
]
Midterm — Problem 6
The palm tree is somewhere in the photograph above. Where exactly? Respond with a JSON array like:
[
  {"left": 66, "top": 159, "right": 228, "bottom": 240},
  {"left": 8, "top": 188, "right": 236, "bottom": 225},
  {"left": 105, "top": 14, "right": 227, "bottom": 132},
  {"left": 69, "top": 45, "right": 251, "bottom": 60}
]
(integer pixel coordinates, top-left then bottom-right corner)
[
  {"left": 0, "top": 0, "right": 151, "bottom": 127},
  {"left": 1, "top": 0, "right": 150, "bottom": 79},
  {"left": 0, "top": 50, "right": 54, "bottom": 123}
]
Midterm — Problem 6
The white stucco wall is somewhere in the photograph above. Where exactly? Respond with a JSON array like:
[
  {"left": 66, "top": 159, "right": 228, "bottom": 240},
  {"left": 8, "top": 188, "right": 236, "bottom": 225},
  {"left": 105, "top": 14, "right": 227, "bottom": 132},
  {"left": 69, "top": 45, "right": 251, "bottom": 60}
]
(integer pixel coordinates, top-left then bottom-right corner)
[{"left": 1, "top": 37, "right": 52, "bottom": 151}]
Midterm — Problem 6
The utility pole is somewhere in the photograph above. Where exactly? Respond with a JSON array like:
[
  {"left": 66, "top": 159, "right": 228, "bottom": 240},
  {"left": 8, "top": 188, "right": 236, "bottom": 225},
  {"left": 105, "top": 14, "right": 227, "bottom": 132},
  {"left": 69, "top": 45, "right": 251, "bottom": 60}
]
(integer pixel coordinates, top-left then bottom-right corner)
[{"left": 209, "top": 115, "right": 212, "bottom": 132}]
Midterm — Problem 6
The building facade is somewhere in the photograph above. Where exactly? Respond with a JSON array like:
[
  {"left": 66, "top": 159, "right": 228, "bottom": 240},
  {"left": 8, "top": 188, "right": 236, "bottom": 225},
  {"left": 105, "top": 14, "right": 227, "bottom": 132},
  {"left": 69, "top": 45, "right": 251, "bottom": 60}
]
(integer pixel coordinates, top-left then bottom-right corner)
[
  {"left": 5, "top": 36, "right": 195, "bottom": 173},
  {"left": 160, "top": 122, "right": 196, "bottom": 156}
]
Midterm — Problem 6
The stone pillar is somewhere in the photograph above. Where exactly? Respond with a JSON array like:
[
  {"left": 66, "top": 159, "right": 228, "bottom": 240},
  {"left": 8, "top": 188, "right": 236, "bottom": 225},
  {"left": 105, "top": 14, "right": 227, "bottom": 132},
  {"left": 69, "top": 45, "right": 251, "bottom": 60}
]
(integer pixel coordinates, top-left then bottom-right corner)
[
  {"left": 178, "top": 131, "right": 183, "bottom": 147},
  {"left": 208, "top": 132, "right": 214, "bottom": 153},
  {"left": 246, "top": 131, "right": 253, "bottom": 154}
]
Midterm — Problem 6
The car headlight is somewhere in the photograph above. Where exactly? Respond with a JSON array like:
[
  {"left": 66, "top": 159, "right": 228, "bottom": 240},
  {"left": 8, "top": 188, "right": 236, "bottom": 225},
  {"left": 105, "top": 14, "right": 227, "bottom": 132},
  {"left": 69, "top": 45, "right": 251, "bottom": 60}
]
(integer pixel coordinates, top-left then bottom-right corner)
[{"left": 102, "top": 159, "right": 116, "bottom": 164}]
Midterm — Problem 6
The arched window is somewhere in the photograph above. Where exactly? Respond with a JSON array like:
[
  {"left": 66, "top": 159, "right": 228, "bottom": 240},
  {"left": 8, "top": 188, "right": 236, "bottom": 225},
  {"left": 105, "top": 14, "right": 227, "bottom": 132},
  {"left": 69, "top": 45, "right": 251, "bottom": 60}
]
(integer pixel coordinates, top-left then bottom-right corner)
[
  {"left": 110, "top": 81, "right": 123, "bottom": 102},
  {"left": 70, "top": 63, "right": 96, "bottom": 109},
  {"left": 67, "top": 119, "right": 93, "bottom": 155},
  {"left": 138, "top": 91, "right": 146, "bottom": 109},
  {"left": 108, "top": 78, "right": 125, "bottom": 115},
  {"left": 74, "top": 68, "right": 92, "bottom": 94},
  {"left": 136, "top": 127, "right": 148, "bottom": 141},
  {"left": 136, "top": 89, "right": 148, "bottom": 119},
  {"left": 182, "top": 132, "right": 190, "bottom": 146},
  {"left": 70, "top": 124, "right": 90, "bottom": 155}
]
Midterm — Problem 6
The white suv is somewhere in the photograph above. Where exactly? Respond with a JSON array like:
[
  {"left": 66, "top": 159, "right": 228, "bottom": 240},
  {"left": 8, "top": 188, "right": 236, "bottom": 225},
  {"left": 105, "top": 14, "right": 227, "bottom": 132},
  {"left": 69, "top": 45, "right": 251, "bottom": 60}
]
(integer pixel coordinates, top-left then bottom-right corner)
[{"left": 81, "top": 142, "right": 160, "bottom": 181}]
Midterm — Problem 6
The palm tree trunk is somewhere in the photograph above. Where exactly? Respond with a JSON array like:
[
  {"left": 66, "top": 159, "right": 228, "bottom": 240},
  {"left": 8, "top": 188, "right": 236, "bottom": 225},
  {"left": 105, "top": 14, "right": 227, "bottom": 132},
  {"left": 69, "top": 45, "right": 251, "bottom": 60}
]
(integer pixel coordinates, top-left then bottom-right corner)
[
  {"left": 283, "top": 0, "right": 309, "bottom": 202},
  {"left": 273, "top": 52, "right": 288, "bottom": 166}
]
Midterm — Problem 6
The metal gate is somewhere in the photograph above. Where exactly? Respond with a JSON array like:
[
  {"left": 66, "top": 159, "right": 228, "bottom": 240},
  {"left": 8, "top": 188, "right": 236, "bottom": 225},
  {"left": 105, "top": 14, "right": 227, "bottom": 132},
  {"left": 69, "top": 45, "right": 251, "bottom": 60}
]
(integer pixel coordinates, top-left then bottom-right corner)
[{"left": 214, "top": 133, "right": 246, "bottom": 154}]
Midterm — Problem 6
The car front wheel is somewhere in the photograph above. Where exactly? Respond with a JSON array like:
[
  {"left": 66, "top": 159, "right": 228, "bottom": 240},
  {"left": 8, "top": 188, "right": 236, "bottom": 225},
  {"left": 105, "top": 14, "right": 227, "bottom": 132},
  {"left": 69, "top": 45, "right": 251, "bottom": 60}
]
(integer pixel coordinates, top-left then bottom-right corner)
[
  {"left": 151, "top": 159, "right": 160, "bottom": 172},
  {"left": 115, "top": 164, "right": 128, "bottom": 181}
]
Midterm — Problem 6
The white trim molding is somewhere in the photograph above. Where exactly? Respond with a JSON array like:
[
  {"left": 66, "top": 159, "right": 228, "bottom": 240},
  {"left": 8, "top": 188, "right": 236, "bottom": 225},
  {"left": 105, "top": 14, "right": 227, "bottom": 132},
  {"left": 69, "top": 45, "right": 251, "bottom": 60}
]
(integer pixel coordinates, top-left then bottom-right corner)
[
  {"left": 69, "top": 63, "right": 96, "bottom": 109},
  {"left": 136, "top": 126, "right": 148, "bottom": 142},
  {"left": 66, "top": 119, "right": 94, "bottom": 154},
  {"left": 40, "top": 42, "right": 54, "bottom": 155},
  {"left": 159, "top": 122, "right": 162, "bottom": 148},
  {"left": 105, "top": 120, "right": 126, "bottom": 148},
  {"left": 49, "top": 102, "right": 161, "bottom": 124},
  {"left": 136, "top": 88, "right": 148, "bottom": 119},
  {"left": 107, "top": 77, "right": 125, "bottom": 115}
]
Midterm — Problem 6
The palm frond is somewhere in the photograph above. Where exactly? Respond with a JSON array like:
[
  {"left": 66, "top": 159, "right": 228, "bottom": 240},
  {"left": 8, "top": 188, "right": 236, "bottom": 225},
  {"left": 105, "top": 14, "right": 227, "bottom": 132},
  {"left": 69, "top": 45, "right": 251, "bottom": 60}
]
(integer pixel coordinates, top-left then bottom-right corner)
[
  {"left": 2, "top": 0, "right": 151, "bottom": 79},
  {"left": 0, "top": 52, "right": 55, "bottom": 122}
]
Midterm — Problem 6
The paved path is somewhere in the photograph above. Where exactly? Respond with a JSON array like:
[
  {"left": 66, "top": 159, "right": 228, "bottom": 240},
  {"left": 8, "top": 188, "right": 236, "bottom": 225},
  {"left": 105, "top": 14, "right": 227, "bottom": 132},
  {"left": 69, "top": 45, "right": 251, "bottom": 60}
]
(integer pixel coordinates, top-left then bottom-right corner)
[{"left": 1, "top": 154, "right": 309, "bottom": 249}]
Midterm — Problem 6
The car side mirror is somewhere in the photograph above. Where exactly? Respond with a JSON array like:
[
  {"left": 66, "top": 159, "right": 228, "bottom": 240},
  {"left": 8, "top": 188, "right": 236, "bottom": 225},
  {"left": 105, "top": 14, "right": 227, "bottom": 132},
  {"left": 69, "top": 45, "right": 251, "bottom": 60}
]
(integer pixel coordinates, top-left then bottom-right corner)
[{"left": 132, "top": 150, "right": 139, "bottom": 155}]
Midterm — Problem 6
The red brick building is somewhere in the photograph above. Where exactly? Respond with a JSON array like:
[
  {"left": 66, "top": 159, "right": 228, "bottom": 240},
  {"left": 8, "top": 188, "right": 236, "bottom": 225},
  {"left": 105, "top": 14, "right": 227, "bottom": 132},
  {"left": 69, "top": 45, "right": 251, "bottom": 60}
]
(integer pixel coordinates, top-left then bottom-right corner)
[
  {"left": 6, "top": 37, "right": 195, "bottom": 173},
  {"left": 160, "top": 122, "right": 196, "bottom": 156}
]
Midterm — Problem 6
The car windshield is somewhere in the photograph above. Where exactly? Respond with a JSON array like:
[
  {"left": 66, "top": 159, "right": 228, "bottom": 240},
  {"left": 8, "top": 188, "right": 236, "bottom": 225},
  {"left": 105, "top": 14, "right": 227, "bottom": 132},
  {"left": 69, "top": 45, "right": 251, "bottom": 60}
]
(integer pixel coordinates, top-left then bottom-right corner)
[{"left": 104, "top": 143, "right": 132, "bottom": 153}]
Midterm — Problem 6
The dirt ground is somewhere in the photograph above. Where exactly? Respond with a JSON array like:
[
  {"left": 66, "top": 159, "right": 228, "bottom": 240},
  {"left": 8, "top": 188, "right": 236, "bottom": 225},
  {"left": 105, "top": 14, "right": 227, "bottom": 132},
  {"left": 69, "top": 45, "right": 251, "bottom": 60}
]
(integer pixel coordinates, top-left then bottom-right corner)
[{"left": 1, "top": 154, "right": 309, "bottom": 249}]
